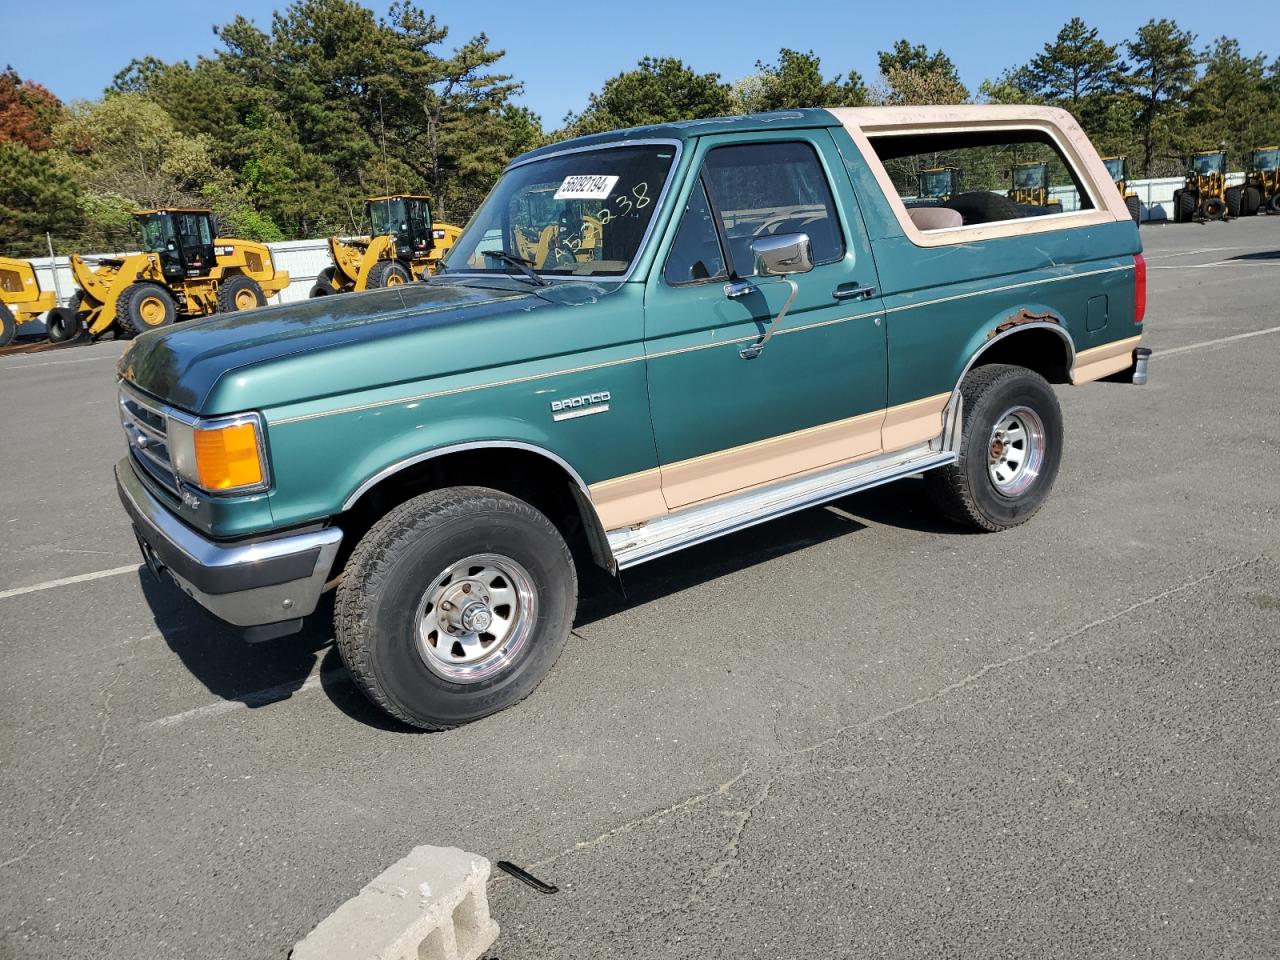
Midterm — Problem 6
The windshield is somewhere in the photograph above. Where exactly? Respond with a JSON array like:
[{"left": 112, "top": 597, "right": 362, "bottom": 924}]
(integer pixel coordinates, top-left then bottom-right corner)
[
  {"left": 446, "top": 144, "right": 675, "bottom": 278},
  {"left": 1253, "top": 150, "right": 1278, "bottom": 171},
  {"left": 1103, "top": 158, "right": 1124, "bottom": 181},
  {"left": 1193, "top": 153, "right": 1224, "bottom": 175},
  {"left": 137, "top": 214, "right": 176, "bottom": 253},
  {"left": 369, "top": 199, "right": 406, "bottom": 237},
  {"left": 1014, "top": 165, "right": 1045, "bottom": 188}
]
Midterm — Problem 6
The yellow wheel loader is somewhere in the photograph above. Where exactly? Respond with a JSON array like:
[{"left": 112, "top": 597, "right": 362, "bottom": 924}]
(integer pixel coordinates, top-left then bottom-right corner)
[
  {"left": 1173, "top": 151, "right": 1228, "bottom": 222},
  {"left": 1230, "top": 146, "right": 1280, "bottom": 217},
  {"left": 916, "top": 166, "right": 960, "bottom": 202},
  {"left": 0, "top": 256, "right": 58, "bottom": 347},
  {"left": 310, "top": 195, "right": 461, "bottom": 297},
  {"left": 1102, "top": 156, "right": 1141, "bottom": 223},
  {"left": 59, "top": 209, "right": 289, "bottom": 339},
  {"left": 1008, "top": 162, "right": 1062, "bottom": 213}
]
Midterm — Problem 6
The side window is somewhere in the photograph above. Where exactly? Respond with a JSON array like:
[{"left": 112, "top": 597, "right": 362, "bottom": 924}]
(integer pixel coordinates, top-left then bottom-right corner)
[
  {"left": 663, "top": 179, "right": 727, "bottom": 285},
  {"left": 700, "top": 141, "right": 845, "bottom": 276}
]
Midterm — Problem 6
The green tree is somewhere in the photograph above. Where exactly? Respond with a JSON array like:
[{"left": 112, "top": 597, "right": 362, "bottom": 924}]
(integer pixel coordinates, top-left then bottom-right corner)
[
  {"left": 1187, "top": 38, "right": 1278, "bottom": 160},
  {"left": 875, "top": 41, "right": 967, "bottom": 104},
  {"left": 1027, "top": 18, "right": 1123, "bottom": 106},
  {"left": 564, "top": 57, "right": 732, "bottom": 136},
  {"left": 1125, "top": 19, "right": 1199, "bottom": 174},
  {"left": 0, "top": 141, "right": 81, "bottom": 255},
  {"left": 734, "top": 48, "right": 866, "bottom": 112}
]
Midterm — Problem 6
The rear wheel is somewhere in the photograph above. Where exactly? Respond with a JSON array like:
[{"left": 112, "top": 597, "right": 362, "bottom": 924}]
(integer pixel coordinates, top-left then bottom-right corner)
[
  {"left": 1226, "top": 186, "right": 1242, "bottom": 218},
  {"left": 216, "top": 274, "right": 266, "bottom": 313},
  {"left": 116, "top": 282, "right": 176, "bottom": 336},
  {"left": 335, "top": 486, "right": 577, "bottom": 730},
  {"left": 1178, "top": 189, "right": 1198, "bottom": 222},
  {"left": 925, "top": 364, "right": 1064, "bottom": 532},
  {"left": 1270, "top": 194, "right": 1280, "bottom": 214},
  {"left": 309, "top": 267, "right": 339, "bottom": 297},
  {"left": 1244, "top": 187, "right": 1262, "bottom": 215},
  {"left": 1125, "top": 194, "right": 1141, "bottom": 223},
  {"left": 366, "top": 260, "right": 412, "bottom": 288},
  {"left": 0, "top": 302, "right": 16, "bottom": 348}
]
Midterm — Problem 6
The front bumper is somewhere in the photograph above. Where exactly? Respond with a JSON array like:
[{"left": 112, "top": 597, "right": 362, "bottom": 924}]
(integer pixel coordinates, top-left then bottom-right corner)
[{"left": 115, "top": 458, "right": 342, "bottom": 628}]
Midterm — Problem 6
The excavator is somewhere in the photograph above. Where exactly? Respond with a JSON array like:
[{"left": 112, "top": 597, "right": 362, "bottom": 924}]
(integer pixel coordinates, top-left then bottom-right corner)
[{"left": 311, "top": 195, "right": 461, "bottom": 296}]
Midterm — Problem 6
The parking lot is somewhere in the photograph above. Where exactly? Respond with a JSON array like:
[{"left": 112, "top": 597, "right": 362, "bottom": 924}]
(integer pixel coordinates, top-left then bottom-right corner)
[{"left": 1, "top": 218, "right": 1278, "bottom": 959}]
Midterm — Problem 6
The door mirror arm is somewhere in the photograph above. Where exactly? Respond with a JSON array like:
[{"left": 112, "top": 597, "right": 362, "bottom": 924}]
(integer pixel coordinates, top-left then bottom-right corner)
[{"left": 730, "top": 232, "right": 813, "bottom": 360}]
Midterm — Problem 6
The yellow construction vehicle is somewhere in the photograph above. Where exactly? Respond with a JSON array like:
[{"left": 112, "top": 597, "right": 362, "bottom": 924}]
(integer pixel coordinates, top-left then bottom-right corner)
[
  {"left": 1229, "top": 146, "right": 1280, "bottom": 217},
  {"left": 1008, "top": 162, "right": 1063, "bottom": 212},
  {"left": 1102, "top": 156, "right": 1141, "bottom": 223},
  {"left": 0, "top": 256, "right": 57, "bottom": 347},
  {"left": 1173, "top": 151, "right": 1228, "bottom": 222},
  {"left": 310, "top": 195, "right": 460, "bottom": 296},
  {"left": 916, "top": 166, "right": 960, "bottom": 202},
  {"left": 62, "top": 209, "right": 289, "bottom": 338}
]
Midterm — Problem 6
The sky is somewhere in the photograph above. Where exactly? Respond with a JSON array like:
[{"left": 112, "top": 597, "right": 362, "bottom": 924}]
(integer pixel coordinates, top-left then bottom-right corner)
[{"left": 6, "top": 0, "right": 1275, "bottom": 125}]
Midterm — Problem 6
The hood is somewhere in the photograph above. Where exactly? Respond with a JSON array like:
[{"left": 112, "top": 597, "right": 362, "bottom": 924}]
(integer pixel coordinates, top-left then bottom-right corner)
[{"left": 118, "top": 279, "right": 608, "bottom": 414}]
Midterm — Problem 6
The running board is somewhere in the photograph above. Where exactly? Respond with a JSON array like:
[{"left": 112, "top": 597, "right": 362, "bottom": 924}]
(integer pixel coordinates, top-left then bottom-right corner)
[{"left": 607, "top": 444, "right": 956, "bottom": 570}]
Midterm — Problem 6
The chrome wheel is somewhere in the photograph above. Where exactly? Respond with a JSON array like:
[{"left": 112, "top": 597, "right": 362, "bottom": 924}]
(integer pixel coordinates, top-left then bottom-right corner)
[
  {"left": 987, "top": 405, "right": 1046, "bottom": 496},
  {"left": 414, "top": 553, "right": 536, "bottom": 684}
]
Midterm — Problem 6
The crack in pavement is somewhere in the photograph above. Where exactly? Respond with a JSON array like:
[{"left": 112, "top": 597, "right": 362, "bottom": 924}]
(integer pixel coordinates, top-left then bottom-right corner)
[
  {"left": 0, "top": 663, "right": 123, "bottom": 871},
  {"left": 501, "top": 555, "right": 1267, "bottom": 887}
]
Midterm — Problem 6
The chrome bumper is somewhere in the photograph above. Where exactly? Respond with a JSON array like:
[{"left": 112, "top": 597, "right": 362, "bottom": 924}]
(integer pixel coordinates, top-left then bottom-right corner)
[{"left": 115, "top": 458, "right": 342, "bottom": 628}]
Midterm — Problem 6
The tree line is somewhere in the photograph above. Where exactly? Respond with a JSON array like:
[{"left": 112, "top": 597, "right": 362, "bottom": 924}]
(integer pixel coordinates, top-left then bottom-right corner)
[{"left": 1, "top": 3, "right": 1277, "bottom": 257}]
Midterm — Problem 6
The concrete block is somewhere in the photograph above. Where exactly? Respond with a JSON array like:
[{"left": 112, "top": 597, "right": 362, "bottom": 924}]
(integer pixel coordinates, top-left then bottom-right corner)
[{"left": 292, "top": 845, "right": 498, "bottom": 960}]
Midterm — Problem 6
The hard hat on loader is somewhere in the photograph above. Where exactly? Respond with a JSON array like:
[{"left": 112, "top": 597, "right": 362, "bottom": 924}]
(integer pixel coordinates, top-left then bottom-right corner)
[
  {"left": 310, "top": 195, "right": 461, "bottom": 297},
  {"left": 65, "top": 209, "right": 290, "bottom": 339},
  {"left": 0, "top": 256, "right": 59, "bottom": 347}
]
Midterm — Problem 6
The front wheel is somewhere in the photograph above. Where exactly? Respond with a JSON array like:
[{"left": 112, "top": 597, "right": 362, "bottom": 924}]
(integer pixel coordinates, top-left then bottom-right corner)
[
  {"left": 925, "top": 364, "right": 1064, "bottom": 532},
  {"left": 335, "top": 486, "right": 577, "bottom": 730},
  {"left": 0, "top": 302, "right": 16, "bottom": 348}
]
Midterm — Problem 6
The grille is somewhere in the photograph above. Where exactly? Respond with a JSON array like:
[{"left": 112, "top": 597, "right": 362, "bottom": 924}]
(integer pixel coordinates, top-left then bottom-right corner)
[{"left": 119, "top": 385, "right": 180, "bottom": 497}]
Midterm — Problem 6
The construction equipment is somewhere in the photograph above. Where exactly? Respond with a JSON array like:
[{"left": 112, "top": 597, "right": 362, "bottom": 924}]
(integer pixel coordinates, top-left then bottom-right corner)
[
  {"left": 1102, "top": 156, "right": 1141, "bottom": 223},
  {"left": 60, "top": 209, "right": 289, "bottom": 338},
  {"left": 1229, "top": 146, "right": 1280, "bottom": 217},
  {"left": 0, "top": 256, "right": 57, "bottom": 347},
  {"left": 1172, "top": 151, "right": 1228, "bottom": 222},
  {"left": 310, "top": 195, "right": 461, "bottom": 296},
  {"left": 1008, "top": 162, "right": 1063, "bottom": 213},
  {"left": 916, "top": 166, "right": 960, "bottom": 202}
]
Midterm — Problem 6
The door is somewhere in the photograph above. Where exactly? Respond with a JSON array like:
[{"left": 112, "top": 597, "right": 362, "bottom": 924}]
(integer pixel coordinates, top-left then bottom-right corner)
[{"left": 643, "top": 131, "right": 887, "bottom": 511}]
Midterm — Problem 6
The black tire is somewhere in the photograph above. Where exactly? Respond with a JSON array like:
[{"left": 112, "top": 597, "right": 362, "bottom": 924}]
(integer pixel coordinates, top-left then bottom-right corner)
[
  {"left": 1244, "top": 187, "right": 1262, "bottom": 215},
  {"left": 1225, "top": 186, "right": 1242, "bottom": 219},
  {"left": 115, "top": 282, "right": 176, "bottom": 336},
  {"left": 1269, "top": 194, "right": 1280, "bottom": 215},
  {"left": 366, "top": 260, "right": 412, "bottom": 288},
  {"left": 216, "top": 273, "right": 266, "bottom": 313},
  {"left": 309, "top": 267, "right": 339, "bottom": 297},
  {"left": 1178, "top": 189, "right": 1198, "bottom": 222},
  {"left": 1171, "top": 189, "right": 1184, "bottom": 223},
  {"left": 0, "top": 302, "right": 15, "bottom": 348},
  {"left": 924, "top": 364, "right": 1064, "bottom": 532},
  {"left": 1201, "top": 196, "right": 1226, "bottom": 221},
  {"left": 1125, "top": 194, "right": 1141, "bottom": 224},
  {"left": 45, "top": 304, "right": 83, "bottom": 343},
  {"left": 335, "top": 486, "right": 578, "bottom": 730},
  {"left": 1045, "top": 201, "right": 1064, "bottom": 215},
  {"left": 944, "top": 191, "right": 1021, "bottom": 225}
]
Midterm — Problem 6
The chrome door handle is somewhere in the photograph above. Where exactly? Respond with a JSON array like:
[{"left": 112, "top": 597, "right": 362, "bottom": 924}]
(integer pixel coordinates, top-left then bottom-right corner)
[{"left": 833, "top": 284, "right": 877, "bottom": 301}]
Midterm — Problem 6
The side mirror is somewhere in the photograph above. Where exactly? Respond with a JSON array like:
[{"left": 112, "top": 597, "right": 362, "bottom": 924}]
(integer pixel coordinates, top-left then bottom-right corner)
[
  {"left": 751, "top": 232, "right": 813, "bottom": 277},
  {"left": 733, "top": 232, "right": 812, "bottom": 360}
]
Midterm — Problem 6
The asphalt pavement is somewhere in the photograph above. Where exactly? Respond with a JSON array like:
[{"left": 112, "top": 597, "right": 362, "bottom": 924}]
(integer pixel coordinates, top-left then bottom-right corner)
[{"left": 1, "top": 218, "right": 1277, "bottom": 959}]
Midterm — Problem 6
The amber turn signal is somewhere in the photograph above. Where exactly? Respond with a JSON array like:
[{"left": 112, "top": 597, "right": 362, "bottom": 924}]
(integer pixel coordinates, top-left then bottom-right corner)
[{"left": 193, "top": 421, "right": 264, "bottom": 491}]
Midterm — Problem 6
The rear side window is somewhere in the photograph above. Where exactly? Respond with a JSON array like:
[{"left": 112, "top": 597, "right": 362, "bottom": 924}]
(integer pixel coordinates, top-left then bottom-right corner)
[
  {"left": 700, "top": 141, "right": 844, "bottom": 276},
  {"left": 868, "top": 129, "right": 1095, "bottom": 230}
]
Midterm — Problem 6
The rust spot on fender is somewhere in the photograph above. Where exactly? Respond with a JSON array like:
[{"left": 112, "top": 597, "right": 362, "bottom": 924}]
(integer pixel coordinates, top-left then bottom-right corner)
[{"left": 988, "top": 309, "right": 1060, "bottom": 339}]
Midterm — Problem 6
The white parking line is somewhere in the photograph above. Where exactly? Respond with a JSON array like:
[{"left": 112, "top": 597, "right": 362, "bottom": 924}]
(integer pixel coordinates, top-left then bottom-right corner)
[
  {"left": 148, "top": 665, "right": 346, "bottom": 728},
  {"left": 0, "top": 565, "right": 140, "bottom": 601},
  {"left": 1150, "top": 260, "right": 1279, "bottom": 269},
  {"left": 1142, "top": 245, "right": 1254, "bottom": 261},
  {"left": 1154, "top": 325, "right": 1280, "bottom": 358}
]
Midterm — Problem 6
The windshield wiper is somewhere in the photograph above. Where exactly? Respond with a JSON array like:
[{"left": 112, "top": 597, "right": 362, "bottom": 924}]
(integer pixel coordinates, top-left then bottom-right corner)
[{"left": 485, "top": 251, "right": 549, "bottom": 286}]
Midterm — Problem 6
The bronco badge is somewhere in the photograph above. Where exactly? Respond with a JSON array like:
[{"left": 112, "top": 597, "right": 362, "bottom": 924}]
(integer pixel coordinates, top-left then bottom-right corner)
[{"left": 550, "top": 391, "right": 611, "bottom": 421}]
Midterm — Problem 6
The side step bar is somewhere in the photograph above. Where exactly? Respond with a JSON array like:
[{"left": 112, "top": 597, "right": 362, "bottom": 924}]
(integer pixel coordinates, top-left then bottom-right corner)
[{"left": 607, "top": 444, "right": 956, "bottom": 570}]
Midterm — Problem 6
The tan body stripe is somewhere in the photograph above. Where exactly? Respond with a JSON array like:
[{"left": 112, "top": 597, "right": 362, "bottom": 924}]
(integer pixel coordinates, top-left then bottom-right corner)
[{"left": 1071, "top": 335, "right": 1142, "bottom": 384}]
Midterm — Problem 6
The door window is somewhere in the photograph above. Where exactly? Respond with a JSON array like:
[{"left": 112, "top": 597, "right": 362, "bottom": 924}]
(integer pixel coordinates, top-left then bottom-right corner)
[
  {"left": 699, "top": 141, "right": 845, "bottom": 276},
  {"left": 663, "top": 179, "right": 727, "bottom": 286}
]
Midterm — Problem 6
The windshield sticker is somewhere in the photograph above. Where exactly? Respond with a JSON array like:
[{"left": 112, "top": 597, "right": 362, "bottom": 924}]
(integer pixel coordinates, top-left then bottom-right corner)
[{"left": 554, "top": 175, "right": 619, "bottom": 200}]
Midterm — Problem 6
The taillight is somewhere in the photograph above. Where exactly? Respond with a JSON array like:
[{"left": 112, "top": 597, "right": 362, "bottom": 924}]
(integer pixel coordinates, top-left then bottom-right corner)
[{"left": 1133, "top": 253, "right": 1146, "bottom": 324}]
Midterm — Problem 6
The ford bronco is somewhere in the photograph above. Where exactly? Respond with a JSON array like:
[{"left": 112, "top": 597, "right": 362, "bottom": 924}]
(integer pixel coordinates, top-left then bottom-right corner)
[{"left": 116, "top": 106, "right": 1148, "bottom": 729}]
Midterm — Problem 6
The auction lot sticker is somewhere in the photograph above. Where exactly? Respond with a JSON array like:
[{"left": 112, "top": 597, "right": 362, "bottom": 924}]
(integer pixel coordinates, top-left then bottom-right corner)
[{"left": 554, "top": 175, "right": 619, "bottom": 200}]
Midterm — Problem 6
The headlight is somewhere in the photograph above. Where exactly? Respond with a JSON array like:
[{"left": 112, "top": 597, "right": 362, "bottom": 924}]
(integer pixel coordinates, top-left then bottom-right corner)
[{"left": 168, "top": 413, "right": 269, "bottom": 494}]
